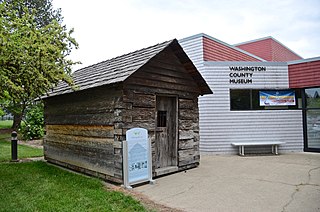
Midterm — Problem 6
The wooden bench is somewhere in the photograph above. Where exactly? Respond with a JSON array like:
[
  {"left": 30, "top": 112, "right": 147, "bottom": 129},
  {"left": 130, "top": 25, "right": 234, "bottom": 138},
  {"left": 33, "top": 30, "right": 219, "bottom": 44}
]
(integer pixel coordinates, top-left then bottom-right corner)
[{"left": 231, "top": 141, "right": 286, "bottom": 156}]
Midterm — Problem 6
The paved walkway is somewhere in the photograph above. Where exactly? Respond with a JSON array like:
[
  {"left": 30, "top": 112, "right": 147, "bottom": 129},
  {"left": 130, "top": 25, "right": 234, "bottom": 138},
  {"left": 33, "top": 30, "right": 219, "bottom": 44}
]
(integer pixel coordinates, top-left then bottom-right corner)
[{"left": 136, "top": 153, "right": 320, "bottom": 212}]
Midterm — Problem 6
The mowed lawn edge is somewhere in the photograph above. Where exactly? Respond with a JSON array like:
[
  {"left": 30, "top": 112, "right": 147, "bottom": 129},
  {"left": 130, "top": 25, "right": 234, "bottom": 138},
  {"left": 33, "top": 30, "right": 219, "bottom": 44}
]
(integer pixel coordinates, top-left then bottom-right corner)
[
  {"left": 0, "top": 120, "right": 13, "bottom": 129},
  {"left": 0, "top": 161, "right": 148, "bottom": 212},
  {"left": 0, "top": 141, "right": 43, "bottom": 162}
]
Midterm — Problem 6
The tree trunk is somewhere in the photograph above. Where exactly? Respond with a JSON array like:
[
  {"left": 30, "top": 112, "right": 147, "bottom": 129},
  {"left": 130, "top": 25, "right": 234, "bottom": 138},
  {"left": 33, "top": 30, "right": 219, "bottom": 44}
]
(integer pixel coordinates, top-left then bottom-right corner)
[{"left": 12, "top": 113, "right": 23, "bottom": 130}]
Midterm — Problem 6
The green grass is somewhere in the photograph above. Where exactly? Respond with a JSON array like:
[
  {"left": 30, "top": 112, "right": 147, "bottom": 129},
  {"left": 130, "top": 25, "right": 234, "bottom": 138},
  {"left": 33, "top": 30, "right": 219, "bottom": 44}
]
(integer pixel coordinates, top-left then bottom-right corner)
[
  {"left": 0, "top": 133, "right": 11, "bottom": 140},
  {"left": 0, "top": 141, "right": 43, "bottom": 162},
  {"left": 0, "top": 162, "right": 147, "bottom": 211},
  {"left": 0, "top": 120, "right": 13, "bottom": 129}
]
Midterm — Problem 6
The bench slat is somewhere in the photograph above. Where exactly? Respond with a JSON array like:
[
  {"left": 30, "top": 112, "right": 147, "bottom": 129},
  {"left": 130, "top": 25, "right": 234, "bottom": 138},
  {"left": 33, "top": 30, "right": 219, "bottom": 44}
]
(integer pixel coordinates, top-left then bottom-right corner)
[
  {"left": 231, "top": 142, "right": 285, "bottom": 146},
  {"left": 231, "top": 142, "right": 286, "bottom": 156}
]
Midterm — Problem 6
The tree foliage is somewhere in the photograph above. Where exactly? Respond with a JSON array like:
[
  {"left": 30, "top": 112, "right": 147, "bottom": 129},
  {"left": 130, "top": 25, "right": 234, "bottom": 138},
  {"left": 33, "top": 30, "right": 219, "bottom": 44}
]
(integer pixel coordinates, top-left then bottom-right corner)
[
  {"left": 0, "top": 0, "right": 63, "bottom": 27},
  {"left": 0, "top": 0, "right": 79, "bottom": 129},
  {"left": 20, "top": 102, "right": 44, "bottom": 140}
]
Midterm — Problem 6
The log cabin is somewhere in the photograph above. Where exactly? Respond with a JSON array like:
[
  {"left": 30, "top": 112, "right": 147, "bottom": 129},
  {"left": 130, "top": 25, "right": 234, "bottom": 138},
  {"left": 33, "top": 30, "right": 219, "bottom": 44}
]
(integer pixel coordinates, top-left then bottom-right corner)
[{"left": 43, "top": 39, "right": 212, "bottom": 183}]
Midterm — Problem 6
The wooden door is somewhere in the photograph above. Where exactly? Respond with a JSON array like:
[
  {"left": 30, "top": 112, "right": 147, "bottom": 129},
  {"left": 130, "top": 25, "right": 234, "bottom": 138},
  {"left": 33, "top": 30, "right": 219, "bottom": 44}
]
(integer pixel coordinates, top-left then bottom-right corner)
[{"left": 155, "top": 96, "right": 178, "bottom": 169}]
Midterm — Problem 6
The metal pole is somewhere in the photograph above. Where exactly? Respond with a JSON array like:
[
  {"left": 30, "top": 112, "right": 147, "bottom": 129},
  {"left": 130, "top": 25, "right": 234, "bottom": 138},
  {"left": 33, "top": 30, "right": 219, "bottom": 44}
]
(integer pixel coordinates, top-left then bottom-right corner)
[{"left": 11, "top": 131, "right": 19, "bottom": 162}]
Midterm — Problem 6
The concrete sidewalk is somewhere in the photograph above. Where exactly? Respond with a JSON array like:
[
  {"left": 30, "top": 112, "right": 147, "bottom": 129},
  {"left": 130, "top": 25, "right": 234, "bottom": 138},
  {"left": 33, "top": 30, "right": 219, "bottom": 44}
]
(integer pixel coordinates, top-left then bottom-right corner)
[{"left": 135, "top": 153, "right": 320, "bottom": 212}]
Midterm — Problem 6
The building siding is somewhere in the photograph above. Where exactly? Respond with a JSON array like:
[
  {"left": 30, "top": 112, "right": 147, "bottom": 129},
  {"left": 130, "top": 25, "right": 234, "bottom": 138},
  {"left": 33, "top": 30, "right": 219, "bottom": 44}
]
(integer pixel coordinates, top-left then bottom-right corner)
[
  {"left": 203, "top": 37, "right": 261, "bottom": 62},
  {"left": 179, "top": 34, "right": 304, "bottom": 154},
  {"left": 179, "top": 36, "right": 204, "bottom": 69},
  {"left": 236, "top": 37, "right": 302, "bottom": 62},
  {"left": 199, "top": 62, "right": 303, "bottom": 153},
  {"left": 289, "top": 59, "right": 320, "bottom": 88},
  {"left": 236, "top": 39, "right": 273, "bottom": 61}
]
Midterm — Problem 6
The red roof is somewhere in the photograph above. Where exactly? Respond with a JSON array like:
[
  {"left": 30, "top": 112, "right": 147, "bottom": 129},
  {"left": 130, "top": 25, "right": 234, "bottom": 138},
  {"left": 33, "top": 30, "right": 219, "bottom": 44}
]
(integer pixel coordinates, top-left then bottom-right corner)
[
  {"left": 288, "top": 58, "right": 320, "bottom": 88},
  {"left": 203, "top": 36, "right": 262, "bottom": 61},
  {"left": 235, "top": 37, "right": 302, "bottom": 62}
]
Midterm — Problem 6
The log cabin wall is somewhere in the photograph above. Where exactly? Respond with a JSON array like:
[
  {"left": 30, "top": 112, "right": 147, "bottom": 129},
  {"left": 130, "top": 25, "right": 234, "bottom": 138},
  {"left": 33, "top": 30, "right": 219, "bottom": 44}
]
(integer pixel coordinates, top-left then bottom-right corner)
[
  {"left": 123, "top": 46, "right": 202, "bottom": 175},
  {"left": 43, "top": 39, "right": 211, "bottom": 184},
  {"left": 44, "top": 85, "right": 126, "bottom": 183}
]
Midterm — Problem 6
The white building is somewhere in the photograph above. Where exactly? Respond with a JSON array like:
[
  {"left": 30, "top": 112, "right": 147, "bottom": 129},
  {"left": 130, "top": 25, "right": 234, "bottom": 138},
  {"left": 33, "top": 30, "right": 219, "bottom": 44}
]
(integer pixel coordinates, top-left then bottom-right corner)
[{"left": 180, "top": 33, "right": 320, "bottom": 154}]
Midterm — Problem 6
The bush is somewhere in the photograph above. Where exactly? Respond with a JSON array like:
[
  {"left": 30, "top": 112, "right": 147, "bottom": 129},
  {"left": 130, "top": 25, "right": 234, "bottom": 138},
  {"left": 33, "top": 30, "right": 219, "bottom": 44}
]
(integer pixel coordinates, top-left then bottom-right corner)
[
  {"left": 0, "top": 108, "right": 4, "bottom": 117},
  {"left": 20, "top": 102, "right": 44, "bottom": 140}
]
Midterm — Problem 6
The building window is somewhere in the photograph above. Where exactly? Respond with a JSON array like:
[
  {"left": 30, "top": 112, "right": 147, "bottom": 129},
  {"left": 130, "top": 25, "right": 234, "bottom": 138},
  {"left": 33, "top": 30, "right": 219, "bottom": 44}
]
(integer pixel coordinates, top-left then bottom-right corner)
[
  {"left": 157, "top": 111, "right": 167, "bottom": 127},
  {"left": 230, "top": 89, "right": 302, "bottom": 110},
  {"left": 304, "top": 87, "right": 320, "bottom": 149},
  {"left": 306, "top": 87, "right": 320, "bottom": 109}
]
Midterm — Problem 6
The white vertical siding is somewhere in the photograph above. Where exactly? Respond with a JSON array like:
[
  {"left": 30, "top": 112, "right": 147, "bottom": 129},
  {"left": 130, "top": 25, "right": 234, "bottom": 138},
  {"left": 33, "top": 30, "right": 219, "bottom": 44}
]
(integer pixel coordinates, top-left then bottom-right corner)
[{"left": 199, "top": 62, "right": 303, "bottom": 154}]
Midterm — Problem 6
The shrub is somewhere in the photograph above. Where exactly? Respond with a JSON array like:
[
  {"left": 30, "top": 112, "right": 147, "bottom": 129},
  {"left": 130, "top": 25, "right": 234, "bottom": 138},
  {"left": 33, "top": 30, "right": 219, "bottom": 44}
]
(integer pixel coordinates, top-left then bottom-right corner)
[{"left": 20, "top": 102, "right": 44, "bottom": 140}]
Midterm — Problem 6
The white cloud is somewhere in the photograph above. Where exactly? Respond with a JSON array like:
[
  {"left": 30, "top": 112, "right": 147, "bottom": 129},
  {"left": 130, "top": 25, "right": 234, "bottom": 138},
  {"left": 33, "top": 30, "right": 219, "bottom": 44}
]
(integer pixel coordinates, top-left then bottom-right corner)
[{"left": 53, "top": 0, "right": 320, "bottom": 70}]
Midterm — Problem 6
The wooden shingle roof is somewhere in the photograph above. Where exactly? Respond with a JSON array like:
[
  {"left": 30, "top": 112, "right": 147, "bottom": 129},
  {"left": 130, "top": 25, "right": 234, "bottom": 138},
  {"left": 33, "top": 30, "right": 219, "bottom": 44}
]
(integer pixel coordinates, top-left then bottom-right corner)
[{"left": 46, "top": 39, "right": 212, "bottom": 97}]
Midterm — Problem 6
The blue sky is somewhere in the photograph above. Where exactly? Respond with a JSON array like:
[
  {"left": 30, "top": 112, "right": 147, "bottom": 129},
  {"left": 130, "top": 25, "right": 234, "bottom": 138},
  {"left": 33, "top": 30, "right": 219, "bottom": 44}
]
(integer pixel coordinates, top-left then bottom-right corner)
[{"left": 53, "top": 0, "right": 320, "bottom": 70}]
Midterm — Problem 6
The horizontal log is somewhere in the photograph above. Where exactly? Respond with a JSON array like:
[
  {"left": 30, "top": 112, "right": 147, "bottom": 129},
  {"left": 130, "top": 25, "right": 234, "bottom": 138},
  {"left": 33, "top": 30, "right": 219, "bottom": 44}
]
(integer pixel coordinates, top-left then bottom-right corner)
[
  {"left": 46, "top": 112, "right": 115, "bottom": 125},
  {"left": 126, "top": 76, "right": 200, "bottom": 94},
  {"left": 144, "top": 64, "right": 192, "bottom": 80},
  {"left": 45, "top": 88, "right": 122, "bottom": 112},
  {"left": 179, "top": 98, "right": 197, "bottom": 109},
  {"left": 45, "top": 153, "right": 122, "bottom": 183},
  {"left": 44, "top": 143, "right": 117, "bottom": 164},
  {"left": 124, "top": 108, "right": 155, "bottom": 122},
  {"left": 122, "top": 120, "right": 156, "bottom": 131},
  {"left": 179, "top": 158, "right": 200, "bottom": 167},
  {"left": 179, "top": 119, "right": 199, "bottom": 131},
  {"left": 114, "top": 128, "right": 123, "bottom": 135},
  {"left": 179, "top": 109, "right": 198, "bottom": 121},
  {"left": 45, "top": 133, "right": 114, "bottom": 145},
  {"left": 44, "top": 141, "right": 119, "bottom": 165},
  {"left": 114, "top": 102, "right": 132, "bottom": 110},
  {"left": 46, "top": 125, "right": 114, "bottom": 138},
  {"left": 45, "top": 85, "right": 122, "bottom": 106},
  {"left": 123, "top": 92, "right": 155, "bottom": 108},
  {"left": 179, "top": 138, "right": 197, "bottom": 150},
  {"left": 45, "top": 102, "right": 115, "bottom": 116},
  {"left": 179, "top": 130, "right": 196, "bottom": 140},
  {"left": 123, "top": 84, "right": 199, "bottom": 99},
  {"left": 45, "top": 142, "right": 115, "bottom": 160},
  {"left": 133, "top": 70, "right": 198, "bottom": 88},
  {"left": 178, "top": 162, "right": 199, "bottom": 170},
  {"left": 178, "top": 149, "right": 198, "bottom": 158},
  {"left": 114, "top": 161, "right": 122, "bottom": 170},
  {"left": 114, "top": 135, "right": 126, "bottom": 142},
  {"left": 178, "top": 149, "right": 200, "bottom": 166},
  {"left": 113, "top": 141, "right": 122, "bottom": 148}
]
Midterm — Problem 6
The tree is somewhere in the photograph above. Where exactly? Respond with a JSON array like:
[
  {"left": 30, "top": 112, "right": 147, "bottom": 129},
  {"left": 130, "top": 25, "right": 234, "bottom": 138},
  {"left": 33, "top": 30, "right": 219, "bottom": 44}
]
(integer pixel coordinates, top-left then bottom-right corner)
[
  {"left": 0, "top": 108, "right": 4, "bottom": 117},
  {"left": 0, "top": 1, "right": 79, "bottom": 130},
  {"left": 0, "top": 0, "right": 63, "bottom": 27},
  {"left": 20, "top": 102, "right": 44, "bottom": 140}
]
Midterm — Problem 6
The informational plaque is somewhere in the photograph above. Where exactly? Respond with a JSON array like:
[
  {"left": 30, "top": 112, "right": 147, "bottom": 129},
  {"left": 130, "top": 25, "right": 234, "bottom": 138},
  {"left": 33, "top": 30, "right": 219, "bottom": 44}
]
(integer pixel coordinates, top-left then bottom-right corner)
[{"left": 123, "top": 128, "right": 154, "bottom": 189}]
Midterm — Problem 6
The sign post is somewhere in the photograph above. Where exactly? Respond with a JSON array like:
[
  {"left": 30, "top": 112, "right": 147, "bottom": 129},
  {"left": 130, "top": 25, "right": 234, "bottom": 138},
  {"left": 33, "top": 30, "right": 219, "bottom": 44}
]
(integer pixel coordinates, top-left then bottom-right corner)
[{"left": 123, "top": 128, "right": 155, "bottom": 189}]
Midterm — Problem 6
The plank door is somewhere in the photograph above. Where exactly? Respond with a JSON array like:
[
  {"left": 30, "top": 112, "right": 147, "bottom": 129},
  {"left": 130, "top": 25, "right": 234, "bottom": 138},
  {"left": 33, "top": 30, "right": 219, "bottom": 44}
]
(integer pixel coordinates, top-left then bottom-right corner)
[{"left": 155, "top": 96, "right": 178, "bottom": 169}]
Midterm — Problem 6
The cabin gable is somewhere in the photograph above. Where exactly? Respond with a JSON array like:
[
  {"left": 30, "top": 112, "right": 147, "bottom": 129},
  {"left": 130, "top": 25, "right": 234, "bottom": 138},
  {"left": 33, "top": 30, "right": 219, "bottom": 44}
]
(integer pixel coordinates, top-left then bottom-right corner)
[{"left": 43, "top": 39, "right": 212, "bottom": 183}]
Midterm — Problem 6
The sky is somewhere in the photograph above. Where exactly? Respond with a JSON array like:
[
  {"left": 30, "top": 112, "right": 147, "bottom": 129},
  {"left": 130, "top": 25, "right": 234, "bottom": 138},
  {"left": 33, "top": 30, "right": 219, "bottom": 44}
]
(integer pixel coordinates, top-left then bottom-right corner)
[{"left": 53, "top": 0, "right": 320, "bottom": 70}]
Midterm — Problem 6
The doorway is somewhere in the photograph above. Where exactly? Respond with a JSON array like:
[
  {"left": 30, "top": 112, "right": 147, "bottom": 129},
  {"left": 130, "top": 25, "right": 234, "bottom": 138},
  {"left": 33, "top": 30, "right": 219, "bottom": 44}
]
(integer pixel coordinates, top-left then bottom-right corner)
[
  {"left": 304, "top": 87, "right": 320, "bottom": 152},
  {"left": 155, "top": 96, "right": 178, "bottom": 173}
]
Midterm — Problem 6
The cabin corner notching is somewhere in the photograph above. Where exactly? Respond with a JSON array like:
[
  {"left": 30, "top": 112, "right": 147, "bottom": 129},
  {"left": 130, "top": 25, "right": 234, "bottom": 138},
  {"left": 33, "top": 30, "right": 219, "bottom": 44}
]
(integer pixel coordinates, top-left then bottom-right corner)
[{"left": 43, "top": 39, "right": 212, "bottom": 183}]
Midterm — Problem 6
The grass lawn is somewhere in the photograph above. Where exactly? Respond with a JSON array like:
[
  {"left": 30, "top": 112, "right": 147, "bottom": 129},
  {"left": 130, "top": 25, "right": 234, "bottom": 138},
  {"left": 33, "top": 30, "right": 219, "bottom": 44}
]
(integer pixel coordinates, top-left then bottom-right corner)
[
  {"left": 0, "top": 162, "right": 147, "bottom": 211},
  {"left": 0, "top": 141, "right": 44, "bottom": 162},
  {"left": 0, "top": 132, "right": 11, "bottom": 140},
  {"left": 0, "top": 120, "right": 13, "bottom": 129}
]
